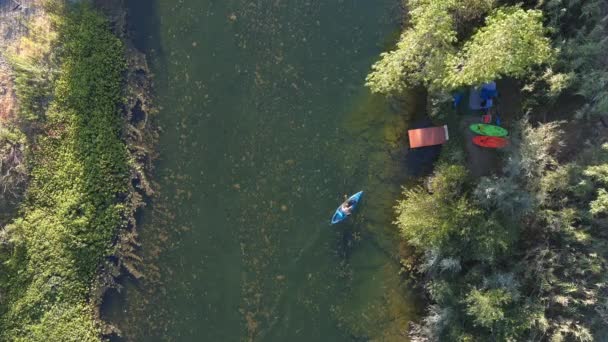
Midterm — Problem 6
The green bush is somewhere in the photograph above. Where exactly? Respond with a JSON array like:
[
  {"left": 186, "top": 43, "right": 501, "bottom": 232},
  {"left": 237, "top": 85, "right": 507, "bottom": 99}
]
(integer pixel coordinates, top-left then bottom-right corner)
[
  {"left": 464, "top": 288, "right": 512, "bottom": 329},
  {"left": 395, "top": 164, "right": 477, "bottom": 250},
  {"left": 396, "top": 161, "right": 512, "bottom": 264}
]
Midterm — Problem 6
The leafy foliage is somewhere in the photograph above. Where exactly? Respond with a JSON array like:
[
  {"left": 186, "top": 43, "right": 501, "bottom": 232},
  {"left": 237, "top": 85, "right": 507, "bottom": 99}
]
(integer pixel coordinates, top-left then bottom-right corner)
[
  {"left": 395, "top": 164, "right": 475, "bottom": 250},
  {"left": 584, "top": 144, "right": 608, "bottom": 216},
  {"left": 366, "top": 1, "right": 553, "bottom": 94},
  {"left": 543, "top": 0, "right": 608, "bottom": 119},
  {"left": 0, "top": 4, "right": 128, "bottom": 341},
  {"left": 365, "top": 0, "right": 458, "bottom": 93},
  {"left": 443, "top": 7, "right": 554, "bottom": 89},
  {"left": 464, "top": 288, "right": 512, "bottom": 329}
]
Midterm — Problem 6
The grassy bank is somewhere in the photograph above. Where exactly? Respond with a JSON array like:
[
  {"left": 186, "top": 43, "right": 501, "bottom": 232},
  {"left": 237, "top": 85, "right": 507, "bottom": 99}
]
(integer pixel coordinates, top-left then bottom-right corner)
[{"left": 0, "top": 4, "right": 130, "bottom": 340}]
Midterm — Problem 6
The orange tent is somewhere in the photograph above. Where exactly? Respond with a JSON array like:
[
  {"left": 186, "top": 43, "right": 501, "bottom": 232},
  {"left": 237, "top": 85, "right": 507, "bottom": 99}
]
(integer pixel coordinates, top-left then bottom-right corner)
[{"left": 408, "top": 125, "right": 449, "bottom": 148}]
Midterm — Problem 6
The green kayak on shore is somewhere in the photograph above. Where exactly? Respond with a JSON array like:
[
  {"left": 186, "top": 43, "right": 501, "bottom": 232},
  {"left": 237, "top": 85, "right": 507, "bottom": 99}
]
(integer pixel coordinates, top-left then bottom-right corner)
[{"left": 469, "top": 123, "right": 508, "bottom": 137}]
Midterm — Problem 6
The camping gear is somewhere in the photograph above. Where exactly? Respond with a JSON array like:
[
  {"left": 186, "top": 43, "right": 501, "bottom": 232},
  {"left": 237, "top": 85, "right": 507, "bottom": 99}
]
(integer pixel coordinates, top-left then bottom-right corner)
[
  {"left": 473, "top": 136, "right": 509, "bottom": 148},
  {"left": 469, "top": 82, "right": 497, "bottom": 110},
  {"left": 331, "top": 191, "right": 364, "bottom": 225},
  {"left": 480, "top": 83, "right": 498, "bottom": 100},
  {"left": 469, "top": 123, "right": 508, "bottom": 137},
  {"left": 408, "top": 125, "right": 449, "bottom": 148},
  {"left": 453, "top": 92, "right": 464, "bottom": 108}
]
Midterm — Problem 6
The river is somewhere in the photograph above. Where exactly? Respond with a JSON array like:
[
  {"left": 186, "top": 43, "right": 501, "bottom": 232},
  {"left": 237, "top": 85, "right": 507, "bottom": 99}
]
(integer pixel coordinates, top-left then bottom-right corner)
[{"left": 104, "top": 0, "right": 420, "bottom": 340}]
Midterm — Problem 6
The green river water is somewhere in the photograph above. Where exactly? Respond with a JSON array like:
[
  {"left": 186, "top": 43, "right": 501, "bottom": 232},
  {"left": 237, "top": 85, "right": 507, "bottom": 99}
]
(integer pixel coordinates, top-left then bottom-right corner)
[{"left": 105, "top": 0, "right": 421, "bottom": 340}]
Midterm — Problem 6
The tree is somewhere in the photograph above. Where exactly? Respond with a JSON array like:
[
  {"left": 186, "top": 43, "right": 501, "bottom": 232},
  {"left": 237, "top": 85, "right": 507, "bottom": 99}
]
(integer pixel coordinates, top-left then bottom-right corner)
[
  {"left": 464, "top": 288, "right": 512, "bottom": 329},
  {"left": 366, "top": 0, "right": 457, "bottom": 94},
  {"left": 395, "top": 164, "right": 479, "bottom": 250},
  {"left": 443, "top": 7, "right": 554, "bottom": 89},
  {"left": 366, "top": 3, "right": 554, "bottom": 95}
]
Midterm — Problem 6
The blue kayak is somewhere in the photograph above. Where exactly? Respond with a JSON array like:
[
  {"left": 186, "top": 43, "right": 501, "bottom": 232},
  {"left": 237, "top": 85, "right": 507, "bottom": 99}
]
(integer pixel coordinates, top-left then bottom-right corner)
[{"left": 331, "top": 191, "right": 364, "bottom": 225}]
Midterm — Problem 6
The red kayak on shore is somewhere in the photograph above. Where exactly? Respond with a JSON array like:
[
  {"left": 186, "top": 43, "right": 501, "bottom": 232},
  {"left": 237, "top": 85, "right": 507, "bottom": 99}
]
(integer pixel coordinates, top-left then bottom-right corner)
[{"left": 473, "top": 136, "right": 509, "bottom": 148}]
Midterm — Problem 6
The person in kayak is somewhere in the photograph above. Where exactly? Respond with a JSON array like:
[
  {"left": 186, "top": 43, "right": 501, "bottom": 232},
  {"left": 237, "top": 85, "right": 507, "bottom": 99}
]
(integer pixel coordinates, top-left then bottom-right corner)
[{"left": 340, "top": 199, "right": 356, "bottom": 215}]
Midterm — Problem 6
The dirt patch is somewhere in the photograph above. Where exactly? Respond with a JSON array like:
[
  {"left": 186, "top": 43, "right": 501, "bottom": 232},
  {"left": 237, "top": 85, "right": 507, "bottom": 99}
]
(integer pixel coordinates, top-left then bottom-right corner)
[
  {"left": 460, "top": 79, "right": 521, "bottom": 177},
  {"left": 462, "top": 116, "right": 500, "bottom": 177},
  {"left": 0, "top": 0, "right": 41, "bottom": 123}
]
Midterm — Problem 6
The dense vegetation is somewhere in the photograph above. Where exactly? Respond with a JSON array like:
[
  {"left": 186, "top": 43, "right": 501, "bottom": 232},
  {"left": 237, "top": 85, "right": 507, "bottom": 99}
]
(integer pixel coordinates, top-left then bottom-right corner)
[
  {"left": 401, "top": 121, "right": 608, "bottom": 340},
  {"left": 0, "top": 4, "right": 129, "bottom": 340},
  {"left": 368, "top": 0, "right": 608, "bottom": 340},
  {"left": 366, "top": 0, "right": 554, "bottom": 93}
]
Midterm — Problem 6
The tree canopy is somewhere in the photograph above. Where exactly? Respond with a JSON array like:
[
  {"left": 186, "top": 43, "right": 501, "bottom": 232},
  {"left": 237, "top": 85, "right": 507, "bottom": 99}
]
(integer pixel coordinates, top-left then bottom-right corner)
[
  {"left": 443, "top": 7, "right": 554, "bottom": 89},
  {"left": 365, "top": 0, "right": 458, "bottom": 93},
  {"left": 366, "top": 3, "right": 554, "bottom": 94}
]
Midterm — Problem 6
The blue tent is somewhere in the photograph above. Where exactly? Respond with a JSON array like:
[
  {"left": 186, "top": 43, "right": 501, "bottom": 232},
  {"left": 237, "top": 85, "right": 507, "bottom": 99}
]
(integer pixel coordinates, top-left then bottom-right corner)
[{"left": 469, "top": 82, "right": 497, "bottom": 110}]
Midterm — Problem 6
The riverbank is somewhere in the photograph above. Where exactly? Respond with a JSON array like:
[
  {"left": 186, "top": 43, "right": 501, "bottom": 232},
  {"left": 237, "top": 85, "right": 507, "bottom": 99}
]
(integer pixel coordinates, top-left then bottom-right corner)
[
  {"left": 378, "top": 1, "right": 608, "bottom": 340},
  {"left": 0, "top": 1, "right": 155, "bottom": 340}
]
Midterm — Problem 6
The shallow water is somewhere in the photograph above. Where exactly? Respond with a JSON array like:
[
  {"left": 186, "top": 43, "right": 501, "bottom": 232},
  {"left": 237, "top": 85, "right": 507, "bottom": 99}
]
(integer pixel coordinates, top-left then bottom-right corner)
[{"left": 105, "top": 0, "right": 420, "bottom": 340}]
